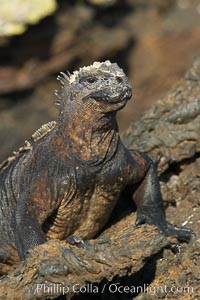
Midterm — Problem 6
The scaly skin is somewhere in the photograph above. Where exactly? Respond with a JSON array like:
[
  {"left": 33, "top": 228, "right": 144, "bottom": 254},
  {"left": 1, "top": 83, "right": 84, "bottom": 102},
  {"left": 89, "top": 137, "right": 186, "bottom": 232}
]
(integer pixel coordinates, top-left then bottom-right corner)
[{"left": 0, "top": 61, "right": 192, "bottom": 272}]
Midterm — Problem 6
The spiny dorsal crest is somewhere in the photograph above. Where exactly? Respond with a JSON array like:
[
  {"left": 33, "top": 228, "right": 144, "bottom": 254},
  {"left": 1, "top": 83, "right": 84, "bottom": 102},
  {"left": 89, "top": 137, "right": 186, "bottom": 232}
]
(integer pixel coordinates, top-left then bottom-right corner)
[
  {"left": 0, "top": 140, "right": 32, "bottom": 172},
  {"left": 31, "top": 121, "right": 56, "bottom": 142},
  {"left": 55, "top": 60, "right": 125, "bottom": 105},
  {"left": 0, "top": 121, "right": 57, "bottom": 172}
]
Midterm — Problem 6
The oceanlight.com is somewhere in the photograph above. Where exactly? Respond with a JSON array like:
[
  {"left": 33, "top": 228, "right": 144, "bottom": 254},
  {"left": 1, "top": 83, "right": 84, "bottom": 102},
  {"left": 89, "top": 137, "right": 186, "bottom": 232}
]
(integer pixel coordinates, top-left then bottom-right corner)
[{"left": 34, "top": 283, "right": 194, "bottom": 296}]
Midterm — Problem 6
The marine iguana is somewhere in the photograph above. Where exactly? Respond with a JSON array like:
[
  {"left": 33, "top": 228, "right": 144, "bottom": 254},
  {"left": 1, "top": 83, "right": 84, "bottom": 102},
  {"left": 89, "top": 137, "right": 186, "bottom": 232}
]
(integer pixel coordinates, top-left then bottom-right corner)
[{"left": 0, "top": 61, "right": 192, "bottom": 272}]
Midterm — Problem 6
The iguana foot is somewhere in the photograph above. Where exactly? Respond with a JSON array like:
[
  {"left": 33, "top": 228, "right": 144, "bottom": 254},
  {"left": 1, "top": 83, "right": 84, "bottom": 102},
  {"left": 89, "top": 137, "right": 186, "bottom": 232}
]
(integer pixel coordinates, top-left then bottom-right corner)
[
  {"left": 164, "top": 222, "right": 193, "bottom": 243},
  {"left": 66, "top": 235, "right": 85, "bottom": 248},
  {"left": 136, "top": 213, "right": 193, "bottom": 243}
]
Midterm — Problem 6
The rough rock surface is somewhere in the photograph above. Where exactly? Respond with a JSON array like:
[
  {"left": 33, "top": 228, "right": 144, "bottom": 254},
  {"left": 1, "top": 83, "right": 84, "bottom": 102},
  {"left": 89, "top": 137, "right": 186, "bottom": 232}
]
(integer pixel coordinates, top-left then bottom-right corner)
[
  {"left": 0, "top": 55, "right": 199, "bottom": 300},
  {"left": 123, "top": 56, "right": 200, "bottom": 174},
  {"left": 123, "top": 55, "right": 200, "bottom": 300},
  {"left": 0, "top": 221, "right": 169, "bottom": 300}
]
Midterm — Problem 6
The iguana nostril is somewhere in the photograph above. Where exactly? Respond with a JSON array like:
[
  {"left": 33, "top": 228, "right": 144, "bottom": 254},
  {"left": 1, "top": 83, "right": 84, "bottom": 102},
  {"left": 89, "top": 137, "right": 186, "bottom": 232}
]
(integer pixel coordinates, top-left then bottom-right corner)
[{"left": 127, "top": 88, "right": 132, "bottom": 99}]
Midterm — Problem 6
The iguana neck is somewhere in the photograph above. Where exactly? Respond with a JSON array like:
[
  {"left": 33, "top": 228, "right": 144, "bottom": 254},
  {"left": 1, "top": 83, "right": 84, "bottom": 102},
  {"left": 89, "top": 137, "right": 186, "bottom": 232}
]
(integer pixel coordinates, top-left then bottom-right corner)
[{"left": 56, "top": 111, "right": 119, "bottom": 165}]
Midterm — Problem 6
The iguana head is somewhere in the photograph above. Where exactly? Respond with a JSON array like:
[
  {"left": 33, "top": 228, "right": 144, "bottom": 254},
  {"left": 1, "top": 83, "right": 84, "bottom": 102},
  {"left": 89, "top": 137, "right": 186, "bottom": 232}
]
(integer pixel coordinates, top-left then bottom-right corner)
[{"left": 56, "top": 61, "right": 132, "bottom": 115}]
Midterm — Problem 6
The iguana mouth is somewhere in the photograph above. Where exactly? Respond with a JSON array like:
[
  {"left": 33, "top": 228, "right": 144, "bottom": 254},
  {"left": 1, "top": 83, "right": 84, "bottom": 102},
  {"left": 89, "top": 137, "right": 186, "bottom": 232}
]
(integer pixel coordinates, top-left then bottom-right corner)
[{"left": 85, "top": 86, "right": 132, "bottom": 104}]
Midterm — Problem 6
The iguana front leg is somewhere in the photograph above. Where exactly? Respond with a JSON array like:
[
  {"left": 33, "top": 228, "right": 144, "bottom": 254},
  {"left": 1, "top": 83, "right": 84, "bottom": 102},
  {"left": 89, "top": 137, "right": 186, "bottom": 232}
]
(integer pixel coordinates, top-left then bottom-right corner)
[
  {"left": 12, "top": 175, "right": 70, "bottom": 260},
  {"left": 129, "top": 151, "right": 192, "bottom": 242},
  {"left": 12, "top": 196, "right": 46, "bottom": 260}
]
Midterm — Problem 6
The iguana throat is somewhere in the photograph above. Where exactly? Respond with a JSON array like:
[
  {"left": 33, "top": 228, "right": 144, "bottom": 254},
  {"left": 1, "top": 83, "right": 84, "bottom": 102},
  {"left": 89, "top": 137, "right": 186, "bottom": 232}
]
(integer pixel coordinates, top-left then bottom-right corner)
[{"left": 57, "top": 109, "right": 120, "bottom": 165}]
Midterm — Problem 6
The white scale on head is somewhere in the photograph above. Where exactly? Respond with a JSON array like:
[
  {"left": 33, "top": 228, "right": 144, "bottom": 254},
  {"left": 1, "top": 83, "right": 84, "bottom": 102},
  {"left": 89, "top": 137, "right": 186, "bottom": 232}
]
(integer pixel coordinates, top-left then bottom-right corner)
[{"left": 68, "top": 60, "right": 124, "bottom": 84}]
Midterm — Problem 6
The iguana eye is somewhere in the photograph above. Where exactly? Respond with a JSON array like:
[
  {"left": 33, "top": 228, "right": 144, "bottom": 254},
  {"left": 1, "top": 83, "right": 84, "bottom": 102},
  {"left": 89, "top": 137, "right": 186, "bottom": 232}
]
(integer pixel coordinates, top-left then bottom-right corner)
[
  {"left": 79, "top": 76, "right": 98, "bottom": 85},
  {"left": 86, "top": 77, "right": 98, "bottom": 84}
]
